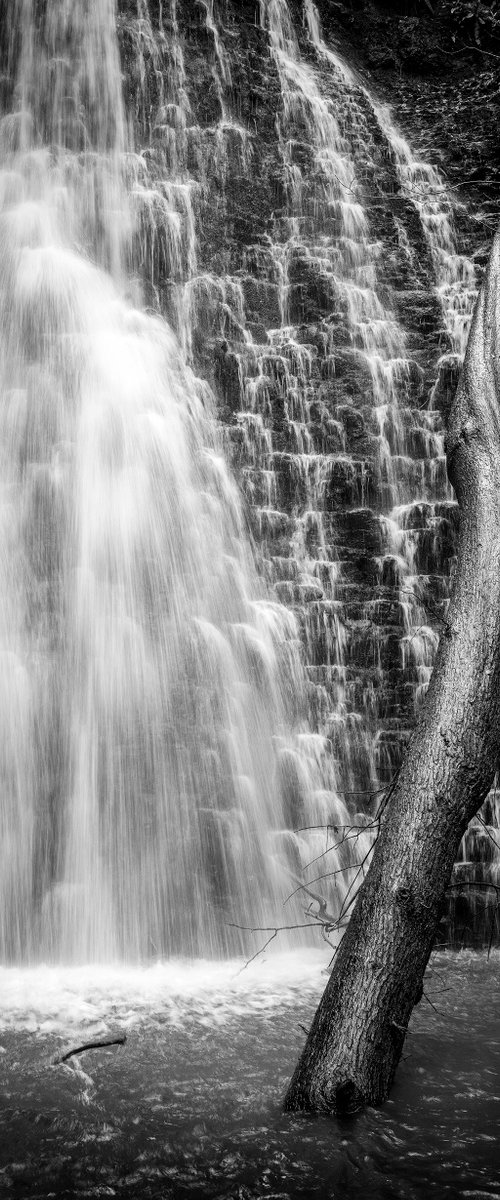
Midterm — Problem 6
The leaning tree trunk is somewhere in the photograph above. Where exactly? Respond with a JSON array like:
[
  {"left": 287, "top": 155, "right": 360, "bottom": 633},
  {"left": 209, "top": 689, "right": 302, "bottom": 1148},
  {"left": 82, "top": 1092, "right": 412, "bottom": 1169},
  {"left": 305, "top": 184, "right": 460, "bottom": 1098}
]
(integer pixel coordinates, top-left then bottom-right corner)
[{"left": 284, "top": 229, "right": 500, "bottom": 1116}]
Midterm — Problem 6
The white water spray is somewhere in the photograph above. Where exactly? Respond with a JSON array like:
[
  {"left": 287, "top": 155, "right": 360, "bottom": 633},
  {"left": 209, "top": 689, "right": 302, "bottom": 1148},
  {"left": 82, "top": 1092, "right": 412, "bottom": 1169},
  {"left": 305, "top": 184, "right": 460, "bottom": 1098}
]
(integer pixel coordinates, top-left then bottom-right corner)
[{"left": 0, "top": 0, "right": 358, "bottom": 963}]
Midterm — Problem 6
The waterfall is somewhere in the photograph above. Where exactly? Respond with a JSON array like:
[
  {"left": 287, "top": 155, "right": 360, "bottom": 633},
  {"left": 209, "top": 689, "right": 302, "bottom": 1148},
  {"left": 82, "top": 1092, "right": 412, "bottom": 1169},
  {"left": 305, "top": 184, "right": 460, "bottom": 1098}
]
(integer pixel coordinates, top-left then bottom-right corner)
[
  {"left": 0, "top": 0, "right": 368, "bottom": 964},
  {"left": 0, "top": 0, "right": 483, "bottom": 966},
  {"left": 253, "top": 0, "right": 473, "bottom": 789},
  {"left": 301, "top": 3, "right": 500, "bottom": 942}
]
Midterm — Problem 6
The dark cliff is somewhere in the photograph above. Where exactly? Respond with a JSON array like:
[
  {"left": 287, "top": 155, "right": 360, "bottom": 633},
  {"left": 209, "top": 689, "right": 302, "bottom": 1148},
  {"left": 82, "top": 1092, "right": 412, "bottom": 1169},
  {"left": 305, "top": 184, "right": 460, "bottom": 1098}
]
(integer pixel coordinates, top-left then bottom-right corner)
[{"left": 117, "top": 0, "right": 500, "bottom": 941}]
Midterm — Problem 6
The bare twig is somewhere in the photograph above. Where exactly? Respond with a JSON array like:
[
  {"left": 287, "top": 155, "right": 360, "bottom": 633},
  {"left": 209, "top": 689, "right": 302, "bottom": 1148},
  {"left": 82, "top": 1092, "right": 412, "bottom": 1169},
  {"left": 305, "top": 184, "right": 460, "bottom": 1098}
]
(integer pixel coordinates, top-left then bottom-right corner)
[
  {"left": 447, "top": 880, "right": 500, "bottom": 894},
  {"left": 422, "top": 989, "right": 442, "bottom": 1017},
  {"left": 227, "top": 921, "right": 324, "bottom": 933},
  {"left": 55, "top": 1034, "right": 126, "bottom": 1065},
  {"left": 336, "top": 841, "right": 376, "bottom": 925},
  {"left": 439, "top": 40, "right": 500, "bottom": 61},
  {"left": 235, "top": 929, "right": 279, "bottom": 973},
  {"left": 284, "top": 862, "right": 365, "bottom": 908},
  {"left": 286, "top": 875, "right": 338, "bottom": 924},
  {"left": 476, "top": 811, "right": 500, "bottom": 853},
  {"left": 301, "top": 823, "right": 375, "bottom": 871},
  {"left": 227, "top": 918, "right": 339, "bottom": 973}
]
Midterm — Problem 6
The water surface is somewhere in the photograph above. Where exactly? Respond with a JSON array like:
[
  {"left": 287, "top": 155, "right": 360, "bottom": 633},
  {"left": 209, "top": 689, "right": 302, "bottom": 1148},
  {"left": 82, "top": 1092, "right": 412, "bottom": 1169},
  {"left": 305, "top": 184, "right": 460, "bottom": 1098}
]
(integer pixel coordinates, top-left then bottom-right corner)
[{"left": 1, "top": 949, "right": 499, "bottom": 1198}]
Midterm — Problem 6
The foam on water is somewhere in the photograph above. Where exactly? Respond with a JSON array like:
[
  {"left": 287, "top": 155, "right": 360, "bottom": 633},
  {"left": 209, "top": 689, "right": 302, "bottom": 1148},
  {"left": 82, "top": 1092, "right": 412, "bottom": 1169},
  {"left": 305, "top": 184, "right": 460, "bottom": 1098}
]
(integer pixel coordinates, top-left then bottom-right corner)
[{"left": 0, "top": 948, "right": 329, "bottom": 1035}]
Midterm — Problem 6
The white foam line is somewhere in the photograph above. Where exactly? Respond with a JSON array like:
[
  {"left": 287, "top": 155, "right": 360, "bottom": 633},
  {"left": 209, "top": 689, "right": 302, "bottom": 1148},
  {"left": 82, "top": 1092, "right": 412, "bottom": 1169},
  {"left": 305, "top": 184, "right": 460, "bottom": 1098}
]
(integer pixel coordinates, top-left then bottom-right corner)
[{"left": 0, "top": 949, "right": 328, "bottom": 1036}]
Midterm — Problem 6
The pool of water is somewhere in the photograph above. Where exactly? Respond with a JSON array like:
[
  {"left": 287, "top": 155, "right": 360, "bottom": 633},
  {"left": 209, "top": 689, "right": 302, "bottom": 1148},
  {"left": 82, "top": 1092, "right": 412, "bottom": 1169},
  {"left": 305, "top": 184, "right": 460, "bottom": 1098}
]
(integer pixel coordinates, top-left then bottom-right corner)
[{"left": 1, "top": 948, "right": 499, "bottom": 1199}]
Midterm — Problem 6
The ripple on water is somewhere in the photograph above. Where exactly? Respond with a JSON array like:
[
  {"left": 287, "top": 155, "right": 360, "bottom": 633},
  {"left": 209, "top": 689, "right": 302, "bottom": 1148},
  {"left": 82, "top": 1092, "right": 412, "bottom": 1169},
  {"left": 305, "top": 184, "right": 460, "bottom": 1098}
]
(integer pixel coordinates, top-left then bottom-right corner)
[{"left": 1, "top": 950, "right": 500, "bottom": 1199}]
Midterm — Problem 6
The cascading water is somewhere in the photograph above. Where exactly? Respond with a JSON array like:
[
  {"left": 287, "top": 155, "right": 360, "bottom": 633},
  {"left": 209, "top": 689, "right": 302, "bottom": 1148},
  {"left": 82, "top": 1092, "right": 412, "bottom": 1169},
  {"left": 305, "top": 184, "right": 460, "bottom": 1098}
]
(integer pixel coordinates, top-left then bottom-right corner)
[
  {"left": 0, "top": 0, "right": 367, "bottom": 964},
  {"left": 0, "top": 0, "right": 487, "bottom": 969},
  {"left": 249, "top": 0, "right": 475, "bottom": 792},
  {"left": 302, "top": 1, "right": 476, "bottom": 699}
]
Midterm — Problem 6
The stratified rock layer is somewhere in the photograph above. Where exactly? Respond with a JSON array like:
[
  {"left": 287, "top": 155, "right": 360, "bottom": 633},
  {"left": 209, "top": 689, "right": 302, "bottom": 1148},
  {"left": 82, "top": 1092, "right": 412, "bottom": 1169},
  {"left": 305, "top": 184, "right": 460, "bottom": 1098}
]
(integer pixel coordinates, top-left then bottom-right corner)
[{"left": 119, "top": 0, "right": 497, "bottom": 944}]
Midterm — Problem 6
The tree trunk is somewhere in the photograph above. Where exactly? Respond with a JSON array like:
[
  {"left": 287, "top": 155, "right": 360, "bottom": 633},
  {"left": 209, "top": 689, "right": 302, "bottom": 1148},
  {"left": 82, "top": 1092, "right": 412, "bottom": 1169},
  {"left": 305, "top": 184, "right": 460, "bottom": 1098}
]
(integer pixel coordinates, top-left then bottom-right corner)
[{"left": 284, "top": 229, "right": 500, "bottom": 1117}]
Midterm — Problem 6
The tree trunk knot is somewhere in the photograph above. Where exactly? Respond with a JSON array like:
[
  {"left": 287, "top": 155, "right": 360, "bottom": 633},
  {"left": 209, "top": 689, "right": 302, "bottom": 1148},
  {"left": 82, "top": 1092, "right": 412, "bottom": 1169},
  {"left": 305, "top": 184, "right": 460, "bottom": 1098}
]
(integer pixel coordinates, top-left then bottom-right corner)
[
  {"left": 459, "top": 419, "right": 477, "bottom": 446},
  {"left": 393, "top": 884, "right": 428, "bottom": 920},
  {"left": 333, "top": 1079, "right": 364, "bottom": 1116},
  {"left": 394, "top": 884, "right": 413, "bottom": 910}
]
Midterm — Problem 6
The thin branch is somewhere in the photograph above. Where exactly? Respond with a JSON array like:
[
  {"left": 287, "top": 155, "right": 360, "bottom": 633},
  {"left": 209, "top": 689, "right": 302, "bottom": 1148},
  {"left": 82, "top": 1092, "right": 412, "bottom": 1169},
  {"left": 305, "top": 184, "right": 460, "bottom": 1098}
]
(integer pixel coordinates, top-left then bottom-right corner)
[
  {"left": 476, "top": 810, "right": 500, "bottom": 853},
  {"left": 226, "top": 921, "right": 324, "bottom": 932},
  {"left": 447, "top": 880, "right": 500, "bottom": 893},
  {"left": 439, "top": 40, "right": 500, "bottom": 61},
  {"left": 235, "top": 929, "right": 279, "bottom": 974},
  {"left": 422, "top": 989, "right": 443, "bottom": 1017},
  {"left": 301, "top": 824, "right": 375, "bottom": 871},
  {"left": 398, "top": 585, "right": 452, "bottom": 633},
  {"left": 487, "top": 907, "right": 496, "bottom": 960},
  {"left": 336, "top": 841, "right": 377, "bottom": 925},
  {"left": 55, "top": 1035, "right": 126, "bottom": 1065},
  {"left": 293, "top": 814, "right": 382, "bottom": 834},
  {"left": 227, "top": 916, "right": 342, "bottom": 974}
]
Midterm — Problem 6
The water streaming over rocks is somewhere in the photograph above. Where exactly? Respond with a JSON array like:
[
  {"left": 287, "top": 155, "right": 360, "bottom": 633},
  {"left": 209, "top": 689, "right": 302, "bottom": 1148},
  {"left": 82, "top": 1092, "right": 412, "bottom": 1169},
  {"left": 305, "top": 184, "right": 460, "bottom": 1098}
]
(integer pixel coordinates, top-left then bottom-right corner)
[
  {"left": 0, "top": 0, "right": 378, "bottom": 964},
  {"left": 135, "top": 0, "right": 477, "bottom": 798},
  {"left": 0, "top": 0, "right": 493, "bottom": 967}
]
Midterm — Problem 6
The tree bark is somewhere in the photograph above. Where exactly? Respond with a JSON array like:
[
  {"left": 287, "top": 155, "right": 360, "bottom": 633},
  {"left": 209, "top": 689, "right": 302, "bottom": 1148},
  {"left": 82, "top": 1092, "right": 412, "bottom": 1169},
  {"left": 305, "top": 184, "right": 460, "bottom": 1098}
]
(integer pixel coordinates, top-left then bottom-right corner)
[{"left": 284, "top": 229, "right": 500, "bottom": 1116}]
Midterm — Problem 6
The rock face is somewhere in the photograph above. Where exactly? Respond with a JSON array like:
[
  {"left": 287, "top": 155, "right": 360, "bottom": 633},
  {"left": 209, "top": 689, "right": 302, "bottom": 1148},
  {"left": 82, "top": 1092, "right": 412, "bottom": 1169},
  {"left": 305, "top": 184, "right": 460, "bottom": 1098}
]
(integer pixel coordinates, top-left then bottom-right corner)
[
  {"left": 116, "top": 0, "right": 499, "bottom": 941},
  {"left": 110, "top": 0, "right": 494, "bottom": 945},
  {"left": 317, "top": 0, "right": 500, "bottom": 196},
  {"left": 120, "top": 0, "right": 473, "bottom": 768},
  {"left": 122, "top": 0, "right": 498, "bottom": 940}
]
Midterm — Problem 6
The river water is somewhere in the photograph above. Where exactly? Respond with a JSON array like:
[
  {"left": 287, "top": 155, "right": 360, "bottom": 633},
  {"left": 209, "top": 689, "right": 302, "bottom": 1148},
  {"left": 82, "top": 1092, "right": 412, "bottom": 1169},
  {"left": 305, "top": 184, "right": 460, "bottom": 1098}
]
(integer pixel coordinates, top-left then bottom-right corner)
[{"left": 1, "top": 949, "right": 499, "bottom": 1199}]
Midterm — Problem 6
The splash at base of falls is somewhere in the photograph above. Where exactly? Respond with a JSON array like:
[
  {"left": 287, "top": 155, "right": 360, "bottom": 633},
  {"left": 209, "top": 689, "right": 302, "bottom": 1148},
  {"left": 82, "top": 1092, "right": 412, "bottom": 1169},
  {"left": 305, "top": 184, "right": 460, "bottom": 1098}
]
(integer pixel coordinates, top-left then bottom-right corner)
[{"left": 0, "top": 947, "right": 330, "bottom": 1035}]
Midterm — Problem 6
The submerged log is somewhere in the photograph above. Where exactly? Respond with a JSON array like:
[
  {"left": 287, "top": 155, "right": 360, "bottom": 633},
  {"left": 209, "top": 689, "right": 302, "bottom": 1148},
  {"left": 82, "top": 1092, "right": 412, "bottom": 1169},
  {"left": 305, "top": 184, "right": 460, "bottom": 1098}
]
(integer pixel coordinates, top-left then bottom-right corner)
[
  {"left": 55, "top": 1034, "right": 127, "bottom": 1064},
  {"left": 284, "top": 230, "right": 500, "bottom": 1116}
]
